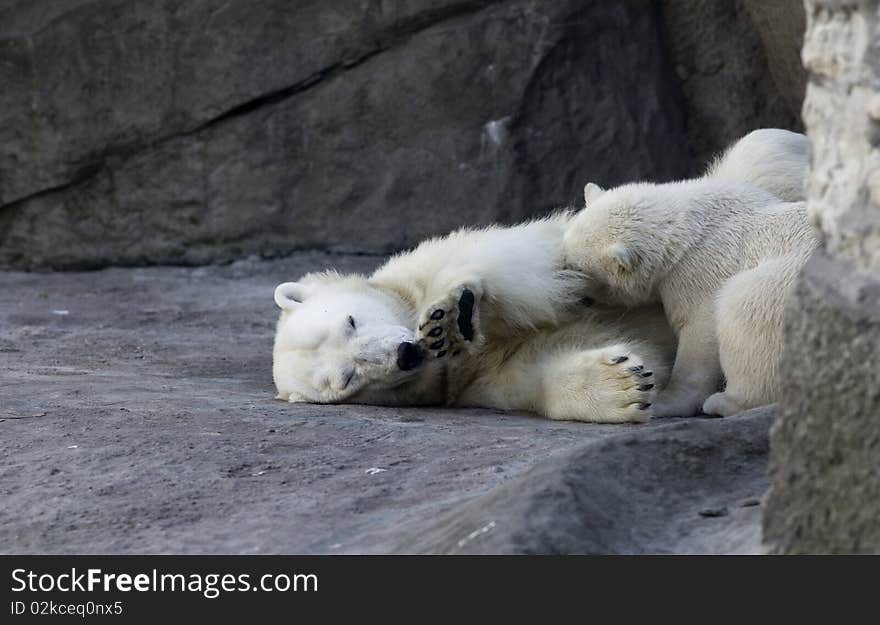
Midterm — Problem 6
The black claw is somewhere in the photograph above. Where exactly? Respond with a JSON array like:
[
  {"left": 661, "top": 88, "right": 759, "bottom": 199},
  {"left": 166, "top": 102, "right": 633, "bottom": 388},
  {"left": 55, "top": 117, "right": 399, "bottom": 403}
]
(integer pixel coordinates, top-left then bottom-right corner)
[
  {"left": 427, "top": 327, "right": 442, "bottom": 338},
  {"left": 638, "top": 402, "right": 652, "bottom": 410},
  {"left": 612, "top": 355, "right": 629, "bottom": 364},
  {"left": 641, "top": 371, "right": 653, "bottom": 378},
  {"left": 430, "top": 309, "right": 445, "bottom": 320},
  {"left": 430, "top": 339, "right": 445, "bottom": 350},
  {"left": 436, "top": 350, "right": 447, "bottom": 358},
  {"left": 638, "top": 384, "right": 655, "bottom": 391},
  {"left": 629, "top": 365, "right": 644, "bottom": 373}
]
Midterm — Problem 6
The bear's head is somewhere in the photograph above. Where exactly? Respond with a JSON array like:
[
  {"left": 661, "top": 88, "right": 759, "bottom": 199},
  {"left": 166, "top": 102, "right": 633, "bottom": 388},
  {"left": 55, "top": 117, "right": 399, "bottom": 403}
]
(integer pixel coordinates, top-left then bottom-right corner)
[
  {"left": 272, "top": 272, "right": 435, "bottom": 404},
  {"left": 562, "top": 182, "right": 665, "bottom": 307}
]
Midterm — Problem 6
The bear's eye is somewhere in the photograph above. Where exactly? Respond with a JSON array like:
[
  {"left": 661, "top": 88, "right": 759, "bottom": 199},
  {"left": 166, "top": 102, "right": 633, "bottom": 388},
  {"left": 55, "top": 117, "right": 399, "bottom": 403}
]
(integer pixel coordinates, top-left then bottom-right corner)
[{"left": 347, "top": 315, "right": 356, "bottom": 331}]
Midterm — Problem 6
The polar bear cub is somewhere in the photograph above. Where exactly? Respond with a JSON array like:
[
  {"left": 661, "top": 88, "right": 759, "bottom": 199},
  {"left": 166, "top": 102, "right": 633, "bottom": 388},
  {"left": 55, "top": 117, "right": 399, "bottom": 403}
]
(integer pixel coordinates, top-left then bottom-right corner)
[
  {"left": 562, "top": 129, "right": 817, "bottom": 417},
  {"left": 703, "top": 127, "right": 808, "bottom": 203}
]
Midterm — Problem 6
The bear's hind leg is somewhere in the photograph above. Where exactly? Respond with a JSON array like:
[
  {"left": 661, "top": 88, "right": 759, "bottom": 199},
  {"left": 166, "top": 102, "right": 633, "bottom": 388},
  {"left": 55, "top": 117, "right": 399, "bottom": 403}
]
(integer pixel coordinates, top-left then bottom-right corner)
[
  {"left": 709, "top": 258, "right": 797, "bottom": 414},
  {"left": 540, "top": 344, "right": 656, "bottom": 423}
]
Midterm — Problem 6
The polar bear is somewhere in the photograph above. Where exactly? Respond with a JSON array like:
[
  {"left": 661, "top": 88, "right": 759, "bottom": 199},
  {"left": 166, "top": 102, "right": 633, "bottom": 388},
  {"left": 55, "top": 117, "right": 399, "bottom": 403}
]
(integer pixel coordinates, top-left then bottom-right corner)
[
  {"left": 274, "top": 219, "right": 674, "bottom": 423},
  {"left": 562, "top": 129, "right": 815, "bottom": 417},
  {"left": 273, "top": 128, "right": 808, "bottom": 423}
]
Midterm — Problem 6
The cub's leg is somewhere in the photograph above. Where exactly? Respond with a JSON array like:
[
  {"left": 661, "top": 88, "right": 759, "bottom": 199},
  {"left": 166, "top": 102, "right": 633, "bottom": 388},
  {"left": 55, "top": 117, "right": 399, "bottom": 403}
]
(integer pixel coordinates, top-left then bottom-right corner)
[
  {"left": 652, "top": 303, "right": 723, "bottom": 417},
  {"left": 416, "top": 281, "right": 483, "bottom": 360},
  {"left": 703, "top": 258, "right": 795, "bottom": 416}
]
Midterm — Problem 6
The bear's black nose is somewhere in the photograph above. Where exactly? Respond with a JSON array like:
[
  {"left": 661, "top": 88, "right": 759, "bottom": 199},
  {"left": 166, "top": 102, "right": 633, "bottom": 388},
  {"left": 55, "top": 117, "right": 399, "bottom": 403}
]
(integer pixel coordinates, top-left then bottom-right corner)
[{"left": 396, "top": 342, "right": 424, "bottom": 371}]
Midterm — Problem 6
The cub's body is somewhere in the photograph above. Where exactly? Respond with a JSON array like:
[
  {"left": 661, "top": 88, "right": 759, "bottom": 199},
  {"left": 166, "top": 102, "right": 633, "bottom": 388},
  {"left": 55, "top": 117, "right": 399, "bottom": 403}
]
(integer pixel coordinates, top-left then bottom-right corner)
[{"left": 563, "top": 131, "right": 815, "bottom": 416}]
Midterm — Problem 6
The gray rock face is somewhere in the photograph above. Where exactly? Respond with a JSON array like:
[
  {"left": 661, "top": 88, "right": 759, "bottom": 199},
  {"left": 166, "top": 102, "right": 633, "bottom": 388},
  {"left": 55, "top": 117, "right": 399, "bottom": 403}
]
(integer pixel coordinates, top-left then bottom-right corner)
[
  {"left": 766, "top": 256, "right": 880, "bottom": 553},
  {"left": 0, "top": 0, "right": 809, "bottom": 270},
  {"left": 740, "top": 0, "right": 807, "bottom": 117},
  {"left": 0, "top": 254, "right": 769, "bottom": 554},
  {"left": 394, "top": 407, "right": 774, "bottom": 554},
  {"left": 765, "top": 0, "right": 880, "bottom": 554},
  {"left": 659, "top": 0, "right": 805, "bottom": 166},
  {"left": 0, "top": 0, "right": 694, "bottom": 269}
]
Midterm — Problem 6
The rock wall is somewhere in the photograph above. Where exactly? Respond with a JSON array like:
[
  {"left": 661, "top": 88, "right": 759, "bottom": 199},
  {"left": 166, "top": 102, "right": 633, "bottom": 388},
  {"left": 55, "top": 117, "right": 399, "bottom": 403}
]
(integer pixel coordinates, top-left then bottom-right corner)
[
  {"left": 659, "top": 0, "right": 805, "bottom": 166},
  {"left": 0, "top": 0, "right": 804, "bottom": 269},
  {"left": 764, "top": 0, "right": 880, "bottom": 554}
]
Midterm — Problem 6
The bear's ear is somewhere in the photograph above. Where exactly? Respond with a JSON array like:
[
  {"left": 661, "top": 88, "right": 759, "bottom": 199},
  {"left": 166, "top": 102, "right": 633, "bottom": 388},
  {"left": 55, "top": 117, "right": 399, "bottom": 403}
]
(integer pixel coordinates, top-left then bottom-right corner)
[
  {"left": 274, "top": 282, "right": 310, "bottom": 310},
  {"left": 606, "top": 242, "right": 637, "bottom": 273},
  {"left": 583, "top": 182, "right": 606, "bottom": 207}
]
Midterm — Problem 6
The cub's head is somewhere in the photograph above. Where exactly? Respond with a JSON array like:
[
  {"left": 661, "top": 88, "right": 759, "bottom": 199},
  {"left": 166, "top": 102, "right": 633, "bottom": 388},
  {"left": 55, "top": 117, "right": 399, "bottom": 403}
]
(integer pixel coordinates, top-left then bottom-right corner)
[
  {"left": 272, "top": 272, "right": 427, "bottom": 404},
  {"left": 562, "top": 182, "right": 662, "bottom": 307}
]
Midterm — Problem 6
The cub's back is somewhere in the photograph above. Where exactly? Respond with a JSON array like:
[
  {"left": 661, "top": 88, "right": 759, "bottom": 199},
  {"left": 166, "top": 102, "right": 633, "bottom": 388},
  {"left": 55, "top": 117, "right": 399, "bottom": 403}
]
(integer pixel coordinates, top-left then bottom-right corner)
[{"left": 741, "top": 201, "right": 816, "bottom": 264}]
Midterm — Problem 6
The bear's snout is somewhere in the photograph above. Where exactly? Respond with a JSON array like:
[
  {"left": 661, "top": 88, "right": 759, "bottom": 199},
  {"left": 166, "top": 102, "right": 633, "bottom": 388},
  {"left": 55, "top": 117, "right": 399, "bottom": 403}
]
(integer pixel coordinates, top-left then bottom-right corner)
[{"left": 396, "top": 342, "right": 424, "bottom": 371}]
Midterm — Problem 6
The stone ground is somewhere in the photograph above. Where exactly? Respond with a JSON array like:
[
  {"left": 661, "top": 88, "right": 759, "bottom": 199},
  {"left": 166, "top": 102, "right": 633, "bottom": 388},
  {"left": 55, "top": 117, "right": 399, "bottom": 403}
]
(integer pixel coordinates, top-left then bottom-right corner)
[{"left": 0, "top": 253, "right": 772, "bottom": 554}]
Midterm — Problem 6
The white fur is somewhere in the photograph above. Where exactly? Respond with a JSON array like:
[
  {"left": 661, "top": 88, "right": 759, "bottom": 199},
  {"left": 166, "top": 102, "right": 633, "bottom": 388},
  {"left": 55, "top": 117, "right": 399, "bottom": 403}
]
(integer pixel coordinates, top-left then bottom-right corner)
[
  {"left": 273, "top": 275, "right": 426, "bottom": 404},
  {"left": 562, "top": 129, "right": 816, "bottom": 417},
  {"left": 705, "top": 128, "right": 808, "bottom": 202},
  {"left": 274, "top": 128, "right": 808, "bottom": 422},
  {"left": 274, "top": 216, "right": 674, "bottom": 423}
]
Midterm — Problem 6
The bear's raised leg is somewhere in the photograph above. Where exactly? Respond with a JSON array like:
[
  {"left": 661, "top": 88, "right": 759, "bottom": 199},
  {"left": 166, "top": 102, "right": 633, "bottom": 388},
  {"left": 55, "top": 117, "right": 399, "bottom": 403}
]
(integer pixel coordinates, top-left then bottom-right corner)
[
  {"left": 417, "top": 282, "right": 483, "bottom": 359},
  {"left": 652, "top": 305, "right": 722, "bottom": 417}
]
